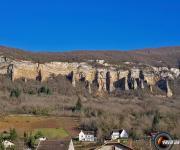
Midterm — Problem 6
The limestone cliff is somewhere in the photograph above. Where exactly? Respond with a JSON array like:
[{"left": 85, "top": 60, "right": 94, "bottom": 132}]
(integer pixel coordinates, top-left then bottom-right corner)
[{"left": 1, "top": 57, "right": 179, "bottom": 97}]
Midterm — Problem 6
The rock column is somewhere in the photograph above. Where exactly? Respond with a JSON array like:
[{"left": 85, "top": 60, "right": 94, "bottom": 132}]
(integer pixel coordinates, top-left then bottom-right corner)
[
  {"left": 71, "top": 71, "right": 76, "bottom": 87},
  {"left": 166, "top": 80, "right": 173, "bottom": 97},
  {"left": 97, "top": 72, "right": 102, "bottom": 92},
  {"left": 87, "top": 81, "right": 92, "bottom": 94},
  {"left": 109, "top": 78, "right": 114, "bottom": 92},
  {"left": 124, "top": 77, "right": 129, "bottom": 90},
  {"left": 150, "top": 85, "right": 153, "bottom": 93},
  {"left": 133, "top": 79, "right": 138, "bottom": 90},
  {"left": 7, "top": 64, "right": 14, "bottom": 81},
  {"left": 98, "top": 71, "right": 107, "bottom": 92},
  {"left": 140, "top": 79, "right": 144, "bottom": 89},
  {"left": 106, "top": 71, "right": 114, "bottom": 93}
]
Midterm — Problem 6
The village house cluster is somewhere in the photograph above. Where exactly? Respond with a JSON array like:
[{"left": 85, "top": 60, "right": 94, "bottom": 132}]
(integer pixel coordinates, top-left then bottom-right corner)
[
  {"left": 78, "top": 129, "right": 129, "bottom": 142},
  {"left": 1, "top": 129, "right": 131, "bottom": 150},
  {"left": 77, "top": 129, "right": 133, "bottom": 150}
]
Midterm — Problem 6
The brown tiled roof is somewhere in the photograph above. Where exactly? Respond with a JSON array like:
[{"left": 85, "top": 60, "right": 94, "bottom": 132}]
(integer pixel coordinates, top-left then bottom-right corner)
[{"left": 37, "top": 140, "right": 70, "bottom": 150}]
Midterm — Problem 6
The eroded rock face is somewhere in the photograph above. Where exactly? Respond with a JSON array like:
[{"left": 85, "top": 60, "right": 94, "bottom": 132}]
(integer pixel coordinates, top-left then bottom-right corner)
[{"left": 2, "top": 57, "right": 179, "bottom": 97}]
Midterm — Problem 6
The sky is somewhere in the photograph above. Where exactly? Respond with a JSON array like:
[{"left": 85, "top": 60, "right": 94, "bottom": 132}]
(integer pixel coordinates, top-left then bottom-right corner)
[{"left": 0, "top": 0, "right": 180, "bottom": 52}]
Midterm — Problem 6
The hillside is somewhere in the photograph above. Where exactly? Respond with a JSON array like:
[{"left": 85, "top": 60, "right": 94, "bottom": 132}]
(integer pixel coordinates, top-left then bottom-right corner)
[
  {"left": 0, "top": 46, "right": 180, "bottom": 67},
  {"left": 0, "top": 45, "right": 180, "bottom": 150}
]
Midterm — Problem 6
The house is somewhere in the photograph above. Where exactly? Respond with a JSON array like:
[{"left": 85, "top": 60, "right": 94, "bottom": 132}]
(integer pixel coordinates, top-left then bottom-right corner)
[
  {"left": 2, "top": 140, "right": 15, "bottom": 149},
  {"left": 79, "top": 130, "right": 95, "bottom": 142},
  {"left": 36, "top": 139, "right": 74, "bottom": 150},
  {"left": 111, "top": 129, "right": 128, "bottom": 140},
  {"left": 95, "top": 142, "right": 134, "bottom": 150},
  {"left": 38, "top": 137, "right": 47, "bottom": 142}
]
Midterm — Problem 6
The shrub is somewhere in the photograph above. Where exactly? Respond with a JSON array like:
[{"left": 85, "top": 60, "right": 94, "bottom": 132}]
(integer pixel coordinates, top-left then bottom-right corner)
[
  {"left": 0, "top": 143, "right": 5, "bottom": 150},
  {"left": 31, "top": 107, "right": 49, "bottom": 115},
  {"left": 34, "top": 131, "right": 43, "bottom": 139},
  {"left": 38, "top": 86, "right": 52, "bottom": 95},
  {"left": 27, "top": 135, "right": 36, "bottom": 148},
  {"left": 10, "top": 88, "right": 21, "bottom": 98},
  {"left": 6, "top": 147, "right": 15, "bottom": 150},
  {"left": 9, "top": 128, "right": 17, "bottom": 141},
  {"left": 152, "top": 111, "right": 160, "bottom": 131},
  {"left": 24, "top": 132, "right": 28, "bottom": 143},
  {"left": 26, "top": 131, "right": 43, "bottom": 148},
  {"left": 28, "top": 90, "right": 36, "bottom": 95},
  {"left": 0, "top": 134, "right": 3, "bottom": 145},
  {"left": 0, "top": 134, "right": 2, "bottom": 140},
  {"left": 129, "top": 129, "right": 138, "bottom": 140},
  {"left": 15, "top": 106, "right": 49, "bottom": 115}
]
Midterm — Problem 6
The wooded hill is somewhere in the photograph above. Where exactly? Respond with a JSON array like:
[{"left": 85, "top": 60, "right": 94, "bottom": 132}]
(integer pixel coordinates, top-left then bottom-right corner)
[{"left": 0, "top": 46, "right": 180, "bottom": 67}]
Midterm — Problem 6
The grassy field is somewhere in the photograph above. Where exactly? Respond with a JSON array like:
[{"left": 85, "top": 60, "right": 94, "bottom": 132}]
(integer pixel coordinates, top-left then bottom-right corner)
[
  {"left": 33, "top": 128, "right": 69, "bottom": 139},
  {"left": 0, "top": 115, "right": 79, "bottom": 139}
]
